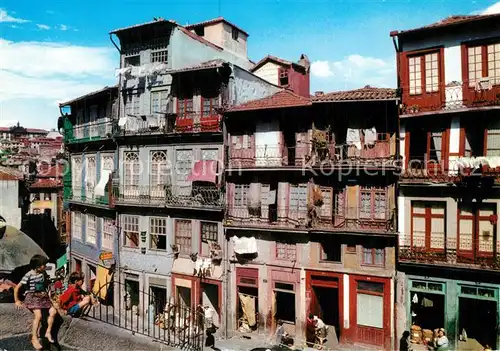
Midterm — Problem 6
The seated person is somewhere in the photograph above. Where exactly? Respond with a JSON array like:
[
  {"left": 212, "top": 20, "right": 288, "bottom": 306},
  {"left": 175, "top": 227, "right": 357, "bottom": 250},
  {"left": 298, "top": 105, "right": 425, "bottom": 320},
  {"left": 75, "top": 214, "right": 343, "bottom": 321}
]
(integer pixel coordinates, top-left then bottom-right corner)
[{"left": 58, "top": 272, "right": 92, "bottom": 317}]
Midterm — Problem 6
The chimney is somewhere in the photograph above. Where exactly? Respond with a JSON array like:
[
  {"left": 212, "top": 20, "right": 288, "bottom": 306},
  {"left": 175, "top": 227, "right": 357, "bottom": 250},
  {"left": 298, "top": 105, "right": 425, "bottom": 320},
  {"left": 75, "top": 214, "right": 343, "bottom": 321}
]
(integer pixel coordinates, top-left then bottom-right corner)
[{"left": 315, "top": 91, "right": 324, "bottom": 97}]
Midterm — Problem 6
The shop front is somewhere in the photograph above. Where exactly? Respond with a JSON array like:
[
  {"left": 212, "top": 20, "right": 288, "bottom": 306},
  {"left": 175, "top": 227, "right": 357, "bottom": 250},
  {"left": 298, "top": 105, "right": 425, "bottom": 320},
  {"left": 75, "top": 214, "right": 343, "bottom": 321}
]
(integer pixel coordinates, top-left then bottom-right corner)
[{"left": 235, "top": 267, "right": 259, "bottom": 333}]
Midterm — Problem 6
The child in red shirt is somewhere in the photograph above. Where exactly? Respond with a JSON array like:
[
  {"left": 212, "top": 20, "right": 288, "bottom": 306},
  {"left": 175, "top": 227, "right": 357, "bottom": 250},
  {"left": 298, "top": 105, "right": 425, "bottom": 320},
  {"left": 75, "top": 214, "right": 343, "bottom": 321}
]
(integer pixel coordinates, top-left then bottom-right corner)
[{"left": 59, "top": 272, "right": 91, "bottom": 317}]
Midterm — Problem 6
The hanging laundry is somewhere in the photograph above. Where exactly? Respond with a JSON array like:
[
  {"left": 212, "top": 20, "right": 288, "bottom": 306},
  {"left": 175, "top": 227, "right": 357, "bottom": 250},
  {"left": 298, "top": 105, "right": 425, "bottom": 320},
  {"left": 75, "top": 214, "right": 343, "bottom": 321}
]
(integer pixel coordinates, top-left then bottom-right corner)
[
  {"left": 412, "top": 293, "right": 419, "bottom": 304},
  {"left": 364, "top": 127, "right": 377, "bottom": 146},
  {"left": 346, "top": 128, "right": 362, "bottom": 149},
  {"left": 421, "top": 297, "right": 434, "bottom": 307}
]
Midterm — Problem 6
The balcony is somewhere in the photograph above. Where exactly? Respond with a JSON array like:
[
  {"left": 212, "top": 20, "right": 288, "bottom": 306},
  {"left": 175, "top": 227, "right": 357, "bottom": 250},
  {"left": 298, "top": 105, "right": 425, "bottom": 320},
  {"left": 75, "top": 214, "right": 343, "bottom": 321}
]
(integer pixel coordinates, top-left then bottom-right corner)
[
  {"left": 66, "top": 120, "right": 114, "bottom": 144},
  {"left": 69, "top": 187, "right": 111, "bottom": 206},
  {"left": 401, "top": 79, "right": 500, "bottom": 117},
  {"left": 228, "top": 137, "right": 396, "bottom": 170},
  {"left": 225, "top": 206, "right": 395, "bottom": 234},
  {"left": 114, "top": 113, "right": 222, "bottom": 137},
  {"left": 112, "top": 184, "right": 223, "bottom": 209},
  {"left": 399, "top": 246, "right": 500, "bottom": 270}
]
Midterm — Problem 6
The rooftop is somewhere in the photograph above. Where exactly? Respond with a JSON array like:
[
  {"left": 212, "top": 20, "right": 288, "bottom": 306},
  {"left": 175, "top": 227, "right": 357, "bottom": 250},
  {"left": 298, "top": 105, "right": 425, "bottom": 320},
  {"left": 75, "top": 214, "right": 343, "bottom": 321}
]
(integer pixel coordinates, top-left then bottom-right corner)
[
  {"left": 30, "top": 179, "right": 62, "bottom": 189},
  {"left": 170, "top": 59, "right": 226, "bottom": 74},
  {"left": 251, "top": 54, "right": 307, "bottom": 72},
  {"left": 59, "top": 85, "right": 118, "bottom": 107},
  {"left": 391, "top": 13, "right": 500, "bottom": 37},
  {"left": 312, "top": 86, "right": 397, "bottom": 102},
  {"left": 109, "top": 18, "right": 176, "bottom": 34},
  {"left": 184, "top": 16, "right": 249, "bottom": 36},
  {"left": 0, "top": 166, "right": 23, "bottom": 181},
  {"left": 228, "top": 90, "right": 311, "bottom": 112},
  {"left": 0, "top": 126, "right": 47, "bottom": 134}
]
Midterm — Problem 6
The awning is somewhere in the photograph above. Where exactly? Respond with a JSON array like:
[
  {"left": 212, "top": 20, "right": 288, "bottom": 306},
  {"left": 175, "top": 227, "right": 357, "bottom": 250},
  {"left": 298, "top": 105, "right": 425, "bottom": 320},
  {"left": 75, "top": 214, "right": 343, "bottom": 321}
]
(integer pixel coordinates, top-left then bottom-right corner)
[
  {"left": 187, "top": 160, "right": 218, "bottom": 183},
  {"left": 92, "top": 266, "right": 113, "bottom": 299},
  {"left": 95, "top": 170, "right": 112, "bottom": 197},
  {"left": 56, "top": 253, "right": 67, "bottom": 270},
  {"left": 31, "top": 200, "right": 53, "bottom": 210}
]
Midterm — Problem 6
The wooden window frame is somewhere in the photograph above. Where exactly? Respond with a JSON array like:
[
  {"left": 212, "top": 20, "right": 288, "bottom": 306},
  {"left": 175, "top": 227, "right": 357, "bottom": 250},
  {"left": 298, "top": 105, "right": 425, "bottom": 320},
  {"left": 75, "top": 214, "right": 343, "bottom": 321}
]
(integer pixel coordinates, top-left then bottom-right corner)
[
  {"left": 410, "top": 202, "right": 446, "bottom": 252},
  {"left": 86, "top": 214, "right": 97, "bottom": 246},
  {"left": 149, "top": 217, "right": 168, "bottom": 251},
  {"left": 102, "top": 218, "right": 114, "bottom": 251},
  {"left": 200, "top": 96, "right": 219, "bottom": 118},
  {"left": 319, "top": 240, "right": 342, "bottom": 263},
  {"left": 176, "top": 96, "right": 194, "bottom": 119},
  {"left": 275, "top": 241, "right": 297, "bottom": 261},
  {"left": 426, "top": 129, "right": 449, "bottom": 171},
  {"left": 361, "top": 247, "right": 385, "bottom": 267},
  {"left": 175, "top": 219, "right": 192, "bottom": 255},
  {"left": 200, "top": 221, "right": 218, "bottom": 255},
  {"left": 457, "top": 204, "right": 496, "bottom": 259},
  {"left": 359, "top": 186, "right": 387, "bottom": 220},
  {"left": 407, "top": 50, "right": 441, "bottom": 96},
  {"left": 462, "top": 39, "right": 500, "bottom": 86},
  {"left": 123, "top": 215, "right": 139, "bottom": 248}
]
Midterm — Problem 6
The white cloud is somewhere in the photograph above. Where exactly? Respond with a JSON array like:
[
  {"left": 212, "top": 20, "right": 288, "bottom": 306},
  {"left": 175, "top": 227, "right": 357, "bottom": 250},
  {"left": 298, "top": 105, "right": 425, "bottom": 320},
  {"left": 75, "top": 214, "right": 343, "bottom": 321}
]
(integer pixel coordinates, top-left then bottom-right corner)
[
  {"left": 311, "top": 61, "right": 334, "bottom": 78},
  {"left": 0, "top": 38, "right": 117, "bottom": 129},
  {"left": 0, "top": 38, "right": 117, "bottom": 78},
  {"left": 36, "top": 24, "right": 50, "bottom": 30},
  {"left": 311, "top": 54, "right": 395, "bottom": 90},
  {"left": 0, "top": 8, "right": 29, "bottom": 23},
  {"left": 482, "top": 1, "right": 500, "bottom": 14},
  {"left": 59, "top": 24, "right": 68, "bottom": 31},
  {"left": 10, "top": 25, "right": 19, "bottom": 29}
]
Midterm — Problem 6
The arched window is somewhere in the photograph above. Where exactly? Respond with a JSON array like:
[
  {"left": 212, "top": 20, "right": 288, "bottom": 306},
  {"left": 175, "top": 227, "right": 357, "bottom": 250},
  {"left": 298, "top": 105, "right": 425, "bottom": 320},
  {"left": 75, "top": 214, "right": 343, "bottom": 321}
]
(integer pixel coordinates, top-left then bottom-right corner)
[
  {"left": 150, "top": 151, "right": 169, "bottom": 187},
  {"left": 124, "top": 152, "right": 140, "bottom": 186}
]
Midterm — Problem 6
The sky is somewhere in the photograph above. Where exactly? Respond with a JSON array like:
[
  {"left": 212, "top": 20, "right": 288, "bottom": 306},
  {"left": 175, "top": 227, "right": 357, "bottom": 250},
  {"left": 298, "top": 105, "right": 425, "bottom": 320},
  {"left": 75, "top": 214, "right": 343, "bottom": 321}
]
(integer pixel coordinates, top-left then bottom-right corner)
[{"left": 0, "top": 0, "right": 499, "bottom": 130}]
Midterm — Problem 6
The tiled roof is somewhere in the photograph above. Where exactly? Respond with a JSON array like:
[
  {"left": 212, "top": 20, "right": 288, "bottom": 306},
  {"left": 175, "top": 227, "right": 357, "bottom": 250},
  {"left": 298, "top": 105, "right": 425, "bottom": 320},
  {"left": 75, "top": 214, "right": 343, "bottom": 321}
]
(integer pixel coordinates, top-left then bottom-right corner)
[
  {"left": 391, "top": 13, "right": 500, "bottom": 37},
  {"left": 184, "top": 17, "right": 249, "bottom": 36},
  {"left": 0, "top": 126, "right": 47, "bottom": 133},
  {"left": 170, "top": 59, "right": 226, "bottom": 74},
  {"left": 38, "top": 164, "right": 65, "bottom": 178},
  {"left": 227, "top": 90, "right": 311, "bottom": 112},
  {"left": 31, "top": 179, "right": 62, "bottom": 189},
  {"left": 312, "top": 86, "right": 397, "bottom": 102},
  {"left": 110, "top": 18, "right": 177, "bottom": 34},
  {"left": 59, "top": 85, "right": 118, "bottom": 107},
  {"left": 0, "top": 166, "right": 23, "bottom": 181},
  {"left": 251, "top": 54, "right": 310, "bottom": 72}
]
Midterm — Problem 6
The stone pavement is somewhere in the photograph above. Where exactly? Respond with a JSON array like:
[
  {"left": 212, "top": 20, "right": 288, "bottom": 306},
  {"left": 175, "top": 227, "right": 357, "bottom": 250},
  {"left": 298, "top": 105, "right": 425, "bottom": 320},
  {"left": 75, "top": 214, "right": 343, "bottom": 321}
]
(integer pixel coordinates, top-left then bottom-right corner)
[{"left": 0, "top": 303, "right": 176, "bottom": 350}]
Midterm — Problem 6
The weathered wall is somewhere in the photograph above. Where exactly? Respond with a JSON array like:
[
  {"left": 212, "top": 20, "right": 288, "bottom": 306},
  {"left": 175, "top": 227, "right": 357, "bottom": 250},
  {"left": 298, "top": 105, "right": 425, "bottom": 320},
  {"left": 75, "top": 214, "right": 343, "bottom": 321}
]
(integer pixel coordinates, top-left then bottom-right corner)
[
  {"left": 0, "top": 180, "right": 21, "bottom": 228},
  {"left": 253, "top": 62, "right": 280, "bottom": 86},
  {"left": 231, "top": 66, "right": 281, "bottom": 106}
]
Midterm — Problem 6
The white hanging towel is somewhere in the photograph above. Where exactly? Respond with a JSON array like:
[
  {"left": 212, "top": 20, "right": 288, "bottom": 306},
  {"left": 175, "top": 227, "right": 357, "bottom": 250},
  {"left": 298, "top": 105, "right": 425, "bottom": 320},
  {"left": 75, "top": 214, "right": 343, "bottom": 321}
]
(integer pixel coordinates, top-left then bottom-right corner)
[
  {"left": 233, "top": 236, "right": 258, "bottom": 255},
  {"left": 346, "top": 128, "right": 362, "bottom": 149},
  {"left": 118, "top": 117, "right": 128, "bottom": 127},
  {"left": 364, "top": 127, "right": 377, "bottom": 146},
  {"left": 412, "top": 293, "right": 418, "bottom": 304}
]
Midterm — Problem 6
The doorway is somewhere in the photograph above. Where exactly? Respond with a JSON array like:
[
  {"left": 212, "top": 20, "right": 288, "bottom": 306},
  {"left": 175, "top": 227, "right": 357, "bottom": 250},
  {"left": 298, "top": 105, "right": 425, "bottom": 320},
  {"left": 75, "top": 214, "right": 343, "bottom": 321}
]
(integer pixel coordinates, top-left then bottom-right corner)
[
  {"left": 201, "top": 283, "right": 220, "bottom": 326},
  {"left": 124, "top": 278, "right": 139, "bottom": 310},
  {"left": 177, "top": 286, "right": 191, "bottom": 308},
  {"left": 150, "top": 286, "right": 167, "bottom": 317},
  {"left": 459, "top": 297, "right": 497, "bottom": 349},
  {"left": 410, "top": 291, "right": 445, "bottom": 332},
  {"left": 313, "top": 286, "right": 340, "bottom": 340}
]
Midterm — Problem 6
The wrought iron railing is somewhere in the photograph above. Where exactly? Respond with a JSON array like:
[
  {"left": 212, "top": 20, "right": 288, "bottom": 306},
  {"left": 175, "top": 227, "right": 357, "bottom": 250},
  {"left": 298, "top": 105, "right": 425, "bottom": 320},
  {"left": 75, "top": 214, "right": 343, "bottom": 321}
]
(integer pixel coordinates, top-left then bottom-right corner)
[
  {"left": 84, "top": 278, "right": 204, "bottom": 350},
  {"left": 399, "top": 245, "right": 500, "bottom": 270},
  {"left": 68, "top": 120, "right": 114, "bottom": 143},
  {"left": 70, "top": 187, "right": 110, "bottom": 205},
  {"left": 225, "top": 206, "right": 395, "bottom": 233},
  {"left": 112, "top": 184, "right": 223, "bottom": 209}
]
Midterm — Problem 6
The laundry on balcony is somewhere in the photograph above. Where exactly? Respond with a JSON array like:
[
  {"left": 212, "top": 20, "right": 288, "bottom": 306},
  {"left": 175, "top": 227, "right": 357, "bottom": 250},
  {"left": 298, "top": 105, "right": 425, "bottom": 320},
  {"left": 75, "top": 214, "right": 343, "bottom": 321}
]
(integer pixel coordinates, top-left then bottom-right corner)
[
  {"left": 346, "top": 128, "right": 362, "bottom": 149},
  {"left": 233, "top": 236, "right": 258, "bottom": 255},
  {"left": 187, "top": 160, "right": 218, "bottom": 183},
  {"left": 92, "top": 265, "right": 112, "bottom": 300},
  {"left": 118, "top": 117, "right": 128, "bottom": 127},
  {"left": 364, "top": 127, "right": 377, "bottom": 146},
  {"left": 94, "top": 169, "right": 112, "bottom": 197}
]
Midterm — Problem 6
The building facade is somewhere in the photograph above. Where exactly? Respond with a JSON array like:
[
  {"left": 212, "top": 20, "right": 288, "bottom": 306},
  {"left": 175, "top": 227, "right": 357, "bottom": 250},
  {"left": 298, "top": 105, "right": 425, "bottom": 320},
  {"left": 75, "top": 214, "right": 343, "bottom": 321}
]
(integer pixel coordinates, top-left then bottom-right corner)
[
  {"left": 392, "top": 13, "right": 500, "bottom": 350},
  {"left": 109, "top": 17, "right": 280, "bottom": 334},
  {"left": 60, "top": 86, "right": 119, "bottom": 291},
  {"left": 224, "top": 86, "right": 399, "bottom": 349}
]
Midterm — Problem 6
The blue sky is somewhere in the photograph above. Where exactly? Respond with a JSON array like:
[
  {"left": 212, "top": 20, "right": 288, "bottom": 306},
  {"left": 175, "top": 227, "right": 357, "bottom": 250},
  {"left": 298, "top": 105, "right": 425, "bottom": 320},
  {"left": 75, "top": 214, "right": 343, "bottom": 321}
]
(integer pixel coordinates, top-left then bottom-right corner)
[{"left": 0, "top": 0, "right": 499, "bottom": 130}]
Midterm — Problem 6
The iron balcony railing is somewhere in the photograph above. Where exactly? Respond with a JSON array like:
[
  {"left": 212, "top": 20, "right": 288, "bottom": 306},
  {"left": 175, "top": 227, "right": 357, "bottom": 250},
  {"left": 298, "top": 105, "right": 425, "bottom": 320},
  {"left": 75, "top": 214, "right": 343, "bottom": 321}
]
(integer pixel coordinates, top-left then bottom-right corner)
[
  {"left": 400, "top": 79, "right": 500, "bottom": 116},
  {"left": 67, "top": 120, "right": 114, "bottom": 143},
  {"left": 399, "top": 245, "right": 500, "bottom": 270},
  {"left": 225, "top": 206, "right": 395, "bottom": 234},
  {"left": 112, "top": 184, "right": 223, "bottom": 209},
  {"left": 228, "top": 137, "right": 396, "bottom": 170},
  {"left": 70, "top": 186, "right": 110, "bottom": 206}
]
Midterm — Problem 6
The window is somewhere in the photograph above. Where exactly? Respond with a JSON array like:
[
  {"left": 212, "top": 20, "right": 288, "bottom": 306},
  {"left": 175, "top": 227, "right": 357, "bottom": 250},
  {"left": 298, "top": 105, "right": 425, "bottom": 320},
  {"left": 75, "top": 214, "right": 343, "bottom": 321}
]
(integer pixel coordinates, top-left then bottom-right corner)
[
  {"left": 201, "top": 149, "right": 218, "bottom": 161},
  {"left": 202, "top": 96, "right": 218, "bottom": 117},
  {"left": 356, "top": 281, "right": 384, "bottom": 329},
  {"left": 86, "top": 214, "right": 97, "bottom": 245},
  {"left": 150, "top": 217, "right": 167, "bottom": 251},
  {"left": 231, "top": 27, "right": 238, "bottom": 40},
  {"left": 411, "top": 202, "right": 446, "bottom": 250},
  {"left": 86, "top": 155, "right": 96, "bottom": 194},
  {"left": 124, "top": 152, "right": 140, "bottom": 186},
  {"left": 359, "top": 187, "right": 387, "bottom": 220},
  {"left": 289, "top": 184, "right": 307, "bottom": 219},
  {"left": 123, "top": 215, "right": 139, "bottom": 248},
  {"left": 194, "top": 26, "right": 204, "bottom": 36},
  {"left": 458, "top": 204, "right": 496, "bottom": 258},
  {"left": 175, "top": 149, "right": 193, "bottom": 182},
  {"left": 175, "top": 220, "right": 192, "bottom": 254},
  {"left": 468, "top": 46, "right": 483, "bottom": 86},
  {"left": 201, "top": 222, "right": 218, "bottom": 243},
  {"left": 177, "top": 96, "right": 193, "bottom": 118},
  {"left": 124, "top": 92, "right": 141, "bottom": 116},
  {"left": 486, "top": 119, "right": 500, "bottom": 156},
  {"left": 276, "top": 242, "right": 297, "bottom": 261},
  {"left": 408, "top": 52, "right": 440, "bottom": 95},
  {"left": 234, "top": 184, "right": 249, "bottom": 207},
  {"left": 429, "top": 131, "right": 443, "bottom": 163},
  {"left": 101, "top": 154, "right": 114, "bottom": 174},
  {"left": 362, "top": 247, "right": 385, "bottom": 266},
  {"left": 279, "top": 69, "right": 289, "bottom": 87},
  {"left": 72, "top": 156, "right": 82, "bottom": 193},
  {"left": 72, "top": 212, "right": 82, "bottom": 240},
  {"left": 488, "top": 43, "right": 500, "bottom": 85},
  {"left": 102, "top": 218, "right": 114, "bottom": 250},
  {"left": 320, "top": 240, "right": 341, "bottom": 262},
  {"left": 151, "top": 90, "right": 169, "bottom": 114},
  {"left": 151, "top": 49, "right": 168, "bottom": 64},
  {"left": 124, "top": 55, "right": 140, "bottom": 67},
  {"left": 150, "top": 151, "right": 169, "bottom": 187}
]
